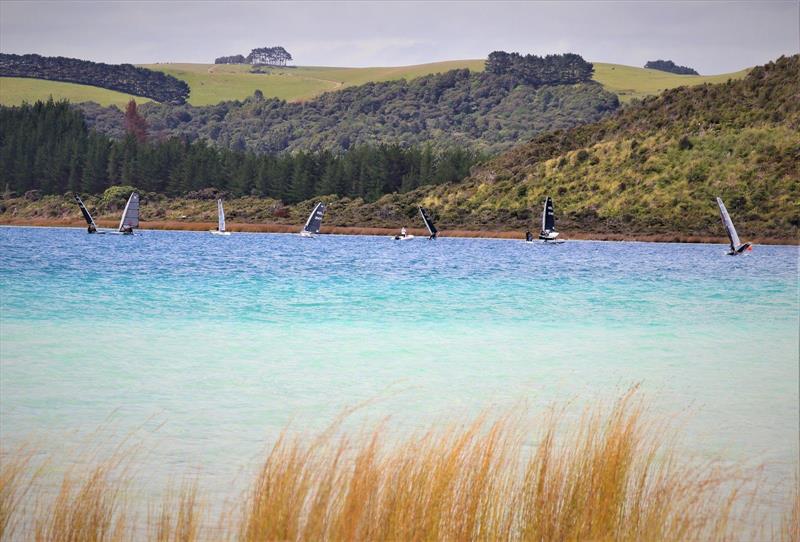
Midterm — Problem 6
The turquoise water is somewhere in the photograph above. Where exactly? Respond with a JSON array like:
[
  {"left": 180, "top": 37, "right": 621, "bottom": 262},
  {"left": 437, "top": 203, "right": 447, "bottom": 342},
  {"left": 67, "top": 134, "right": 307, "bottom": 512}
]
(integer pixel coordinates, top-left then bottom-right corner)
[{"left": 1, "top": 226, "right": 798, "bottom": 500}]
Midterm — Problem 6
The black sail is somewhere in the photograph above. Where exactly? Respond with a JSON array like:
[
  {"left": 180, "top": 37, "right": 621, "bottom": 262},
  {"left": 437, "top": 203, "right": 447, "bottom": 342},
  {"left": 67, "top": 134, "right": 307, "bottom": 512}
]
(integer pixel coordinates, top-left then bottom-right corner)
[
  {"left": 542, "top": 197, "right": 556, "bottom": 232},
  {"left": 74, "top": 194, "right": 96, "bottom": 227},
  {"left": 303, "top": 202, "right": 326, "bottom": 234},
  {"left": 418, "top": 206, "right": 438, "bottom": 236}
]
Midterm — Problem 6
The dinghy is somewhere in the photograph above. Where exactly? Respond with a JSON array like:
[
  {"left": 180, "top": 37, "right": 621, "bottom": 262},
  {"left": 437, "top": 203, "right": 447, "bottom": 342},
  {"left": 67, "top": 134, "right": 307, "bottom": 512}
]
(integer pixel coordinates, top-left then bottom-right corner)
[
  {"left": 300, "top": 202, "right": 326, "bottom": 237},
  {"left": 716, "top": 197, "right": 752, "bottom": 255},
  {"left": 74, "top": 194, "right": 105, "bottom": 234},
  {"left": 537, "top": 196, "right": 565, "bottom": 244},
  {"left": 210, "top": 199, "right": 231, "bottom": 236},
  {"left": 392, "top": 226, "right": 415, "bottom": 241},
  {"left": 418, "top": 206, "right": 438, "bottom": 240}
]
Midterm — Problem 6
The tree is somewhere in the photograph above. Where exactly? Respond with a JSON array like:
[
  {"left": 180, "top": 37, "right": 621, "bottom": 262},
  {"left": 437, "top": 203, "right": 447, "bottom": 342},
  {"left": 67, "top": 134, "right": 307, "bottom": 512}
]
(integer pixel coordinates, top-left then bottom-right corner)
[{"left": 124, "top": 100, "right": 148, "bottom": 143}]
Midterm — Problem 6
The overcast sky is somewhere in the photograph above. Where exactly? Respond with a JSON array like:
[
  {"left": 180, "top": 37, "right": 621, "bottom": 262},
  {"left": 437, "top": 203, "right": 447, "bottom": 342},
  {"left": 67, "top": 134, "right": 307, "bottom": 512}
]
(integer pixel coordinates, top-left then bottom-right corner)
[{"left": 1, "top": 1, "right": 797, "bottom": 73}]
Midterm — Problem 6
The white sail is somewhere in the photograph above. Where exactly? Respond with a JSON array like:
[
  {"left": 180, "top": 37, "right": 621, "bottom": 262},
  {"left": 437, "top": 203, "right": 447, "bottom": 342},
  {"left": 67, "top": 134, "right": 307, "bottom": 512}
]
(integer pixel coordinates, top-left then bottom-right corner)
[
  {"left": 118, "top": 192, "right": 140, "bottom": 231},
  {"left": 716, "top": 197, "right": 741, "bottom": 251},
  {"left": 217, "top": 199, "right": 226, "bottom": 232}
]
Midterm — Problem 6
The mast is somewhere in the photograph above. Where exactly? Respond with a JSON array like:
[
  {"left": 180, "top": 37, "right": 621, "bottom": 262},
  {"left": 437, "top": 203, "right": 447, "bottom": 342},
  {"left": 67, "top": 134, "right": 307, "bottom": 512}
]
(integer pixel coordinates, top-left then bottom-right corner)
[
  {"left": 302, "top": 202, "right": 326, "bottom": 234},
  {"left": 118, "top": 192, "right": 140, "bottom": 231}
]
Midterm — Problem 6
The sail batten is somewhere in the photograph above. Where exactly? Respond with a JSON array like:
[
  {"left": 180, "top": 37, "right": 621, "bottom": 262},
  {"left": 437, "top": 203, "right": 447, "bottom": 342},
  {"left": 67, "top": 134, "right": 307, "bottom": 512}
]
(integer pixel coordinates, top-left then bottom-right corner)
[{"left": 302, "top": 202, "right": 326, "bottom": 234}]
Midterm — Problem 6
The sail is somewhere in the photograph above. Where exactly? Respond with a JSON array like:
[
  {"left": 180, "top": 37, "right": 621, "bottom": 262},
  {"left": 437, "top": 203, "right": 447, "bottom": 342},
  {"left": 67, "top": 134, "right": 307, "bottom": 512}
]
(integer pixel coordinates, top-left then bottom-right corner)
[
  {"left": 217, "top": 199, "right": 226, "bottom": 232},
  {"left": 302, "top": 202, "right": 326, "bottom": 234},
  {"left": 74, "top": 195, "right": 97, "bottom": 228},
  {"left": 541, "top": 197, "right": 556, "bottom": 232},
  {"left": 716, "top": 197, "right": 741, "bottom": 250},
  {"left": 418, "top": 206, "right": 438, "bottom": 236},
  {"left": 118, "top": 192, "right": 140, "bottom": 231}
]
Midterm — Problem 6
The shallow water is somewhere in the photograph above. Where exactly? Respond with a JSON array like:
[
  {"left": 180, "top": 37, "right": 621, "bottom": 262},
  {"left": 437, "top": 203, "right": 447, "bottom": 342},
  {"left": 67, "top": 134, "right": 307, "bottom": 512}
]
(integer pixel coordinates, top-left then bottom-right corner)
[{"left": 1, "top": 226, "right": 798, "bottom": 501}]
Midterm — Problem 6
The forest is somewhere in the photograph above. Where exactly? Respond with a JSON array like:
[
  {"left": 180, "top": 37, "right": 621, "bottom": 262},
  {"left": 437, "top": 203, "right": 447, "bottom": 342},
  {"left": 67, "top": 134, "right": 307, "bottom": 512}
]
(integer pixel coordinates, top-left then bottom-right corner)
[
  {"left": 644, "top": 59, "right": 699, "bottom": 75},
  {"left": 0, "top": 53, "right": 190, "bottom": 104},
  {"left": 78, "top": 53, "right": 619, "bottom": 155},
  {"left": 0, "top": 99, "right": 481, "bottom": 203}
]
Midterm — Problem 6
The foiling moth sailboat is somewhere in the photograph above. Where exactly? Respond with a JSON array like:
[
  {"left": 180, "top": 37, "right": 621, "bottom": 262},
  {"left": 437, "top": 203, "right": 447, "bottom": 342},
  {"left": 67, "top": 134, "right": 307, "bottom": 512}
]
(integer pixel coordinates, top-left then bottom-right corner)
[
  {"left": 418, "top": 206, "right": 438, "bottom": 240},
  {"left": 210, "top": 199, "right": 231, "bottom": 236},
  {"left": 537, "top": 196, "right": 564, "bottom": 244},
  {"left": 114, "top": 192, "right": 139, "bottom": 235},
  {"left": 716, "top": 197, "right": 752, "bottom": 255},
  {"left": 300, "top": 202, "right": 326, "bottom": 237},
  {"left": 74, "top": 194, "right": 104, "bottom": 234}
]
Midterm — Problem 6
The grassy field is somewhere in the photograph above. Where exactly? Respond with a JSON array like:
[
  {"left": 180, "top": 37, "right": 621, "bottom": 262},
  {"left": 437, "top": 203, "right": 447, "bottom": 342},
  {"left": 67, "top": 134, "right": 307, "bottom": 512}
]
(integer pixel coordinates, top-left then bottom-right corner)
[
  {"left": 0, "top": 59, "right": 749, "bottom": 107},
  {"left": 593, "top": 62, "right": 751, "bottom": 102},
  {"left": 0, "top": 76, "right": 150, "bottom": 107}
]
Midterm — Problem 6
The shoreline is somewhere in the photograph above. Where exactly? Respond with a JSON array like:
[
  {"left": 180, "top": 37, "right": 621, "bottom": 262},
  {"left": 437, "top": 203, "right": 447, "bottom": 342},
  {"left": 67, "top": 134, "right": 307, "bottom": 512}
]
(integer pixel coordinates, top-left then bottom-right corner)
[{"left": 1, "top": 218, "right": 797, "bottom": 245}]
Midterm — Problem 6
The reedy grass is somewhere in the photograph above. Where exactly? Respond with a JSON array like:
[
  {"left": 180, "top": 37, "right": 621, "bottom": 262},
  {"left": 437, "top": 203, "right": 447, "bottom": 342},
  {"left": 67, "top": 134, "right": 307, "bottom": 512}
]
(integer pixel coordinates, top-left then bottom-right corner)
[{"left": 1, "top": 389, "right": 796, "bottom": 541}]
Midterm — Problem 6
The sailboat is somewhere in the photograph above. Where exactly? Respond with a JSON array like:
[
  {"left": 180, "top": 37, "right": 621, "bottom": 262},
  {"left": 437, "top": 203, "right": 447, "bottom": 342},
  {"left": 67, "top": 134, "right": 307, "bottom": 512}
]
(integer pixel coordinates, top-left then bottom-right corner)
[
  {"left": 300, "top": 202, "right": 326, "bottom": 237},
  {"left": 115, "top": 192, "right": 139, "bottom": 235},
  {"left": 418, "top": 206, "right": 438, "bottom": 240},
  {"left": 210, "top": 199, "right": 231, "bottom": 236},
  {"left": 74, "top": 194, "right": 105, "bottom": 234},
  {"left": 537, "top": 196, "right": 564, "bottom": 244},
  {"left": 716, "top": 197, "right": 752, "bottom": 255}
]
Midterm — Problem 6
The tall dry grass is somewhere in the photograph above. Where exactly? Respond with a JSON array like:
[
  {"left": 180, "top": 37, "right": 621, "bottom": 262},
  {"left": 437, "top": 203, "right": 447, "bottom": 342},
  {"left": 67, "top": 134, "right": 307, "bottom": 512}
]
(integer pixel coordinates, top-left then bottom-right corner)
[{"left": 1, "top": 389, "right": 797, "bottom": 541}]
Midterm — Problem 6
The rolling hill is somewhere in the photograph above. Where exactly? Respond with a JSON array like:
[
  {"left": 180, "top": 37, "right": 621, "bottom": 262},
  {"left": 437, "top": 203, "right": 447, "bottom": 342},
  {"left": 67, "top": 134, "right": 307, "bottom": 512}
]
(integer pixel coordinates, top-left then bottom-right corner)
[
  {"left": 310, "top": 55, "right": 799, "bottom": 240},
  {"left": 0, "top": 59, "right": 748, "bottom": 107}
]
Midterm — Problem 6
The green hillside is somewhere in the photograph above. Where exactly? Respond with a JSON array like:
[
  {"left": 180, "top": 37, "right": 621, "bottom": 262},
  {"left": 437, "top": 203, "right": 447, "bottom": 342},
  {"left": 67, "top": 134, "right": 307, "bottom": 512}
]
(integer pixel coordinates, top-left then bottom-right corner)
[
  {"left": 1, "top": 59, "right": 748, "bottom": 107},
  {"left": 0, "top": 76, "right": 149, "bottom": 107},
  {"left": 324, "top": 55, "right": 798, "bottom": 240}
]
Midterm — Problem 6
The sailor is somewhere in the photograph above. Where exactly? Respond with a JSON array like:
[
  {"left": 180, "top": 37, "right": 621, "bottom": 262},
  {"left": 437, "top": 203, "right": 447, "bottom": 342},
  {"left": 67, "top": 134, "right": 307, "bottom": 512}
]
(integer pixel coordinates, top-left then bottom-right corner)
[
  {"left": 525, "top": 230, "right": 533, "bottom": 242},
  {"left": 88, "top": 224, "right": 97, "bottom": 234},
  {"left": 429, "top": 231, "right": 437, "bottom": 240},
  {"left": 121, "top": 225, "right": 134, "bottom": 235},
  {"left": 400, "top": 226, "right": 407, "bottom": 238}
]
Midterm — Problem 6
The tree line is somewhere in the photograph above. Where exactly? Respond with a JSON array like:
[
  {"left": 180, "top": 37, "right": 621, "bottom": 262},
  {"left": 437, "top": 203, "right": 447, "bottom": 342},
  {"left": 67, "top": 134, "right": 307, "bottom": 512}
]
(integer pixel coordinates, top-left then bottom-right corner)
[
  {"left": 644, "top": 60, "right": 699, "bottom": 75},
  {"left": 0, "top": 53, "right": 190, "bottom": 104},
  {"left": 0, "top": 99, "right": 482, "bottom": 203}
]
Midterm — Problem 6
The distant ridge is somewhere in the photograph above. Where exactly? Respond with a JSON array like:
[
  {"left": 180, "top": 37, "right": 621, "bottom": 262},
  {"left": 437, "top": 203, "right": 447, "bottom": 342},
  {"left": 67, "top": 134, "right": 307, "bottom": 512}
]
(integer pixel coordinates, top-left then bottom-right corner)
[{"left": 1, "top": 58, "right": 748, "bottom": 107}]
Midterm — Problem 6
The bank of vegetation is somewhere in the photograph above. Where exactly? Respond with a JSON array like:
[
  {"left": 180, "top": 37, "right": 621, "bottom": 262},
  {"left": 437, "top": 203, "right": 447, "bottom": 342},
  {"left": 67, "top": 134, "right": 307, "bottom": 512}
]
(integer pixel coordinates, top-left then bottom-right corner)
[
  {"left": 0, "top": 53, "right": 190, "bottom": 104},
  {"left": 78, "top": 52, "right": 619, "bottom": 154},
  {"left": 1, "top": 389, "right": 797, "bottom": 541}
]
